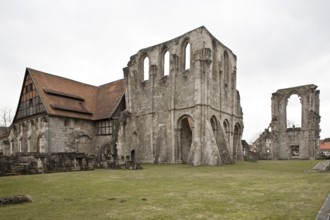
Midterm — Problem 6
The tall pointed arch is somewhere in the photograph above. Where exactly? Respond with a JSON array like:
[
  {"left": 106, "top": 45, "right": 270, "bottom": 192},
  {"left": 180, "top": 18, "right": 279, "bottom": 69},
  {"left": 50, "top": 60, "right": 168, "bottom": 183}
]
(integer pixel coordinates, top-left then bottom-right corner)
[
  {"left": 143, "top": 56, "right": 149, "bottom": 81},
  {"left": 184, "top": 42, "right": 191, "bottom": 70},
  {"left": 286, "top": 94, "right": 302, "bottom": 128},
  {"left": 223, "top": 50, "right": 229, "bottom": 85},
  {"left": 223, "top": 119, "right": 230, "bottom": 139},
  {"left": 176, "top": 115, "right": 194, "bottom": 163},
  {"left": 164, "top": 50, "right": 170, "bottom": 76},
  {"left": 210, "top": 116, "right": 220, "bottom": 148},
  {"left": 233, "top": 123, "right": 242, "bottom": 160}
]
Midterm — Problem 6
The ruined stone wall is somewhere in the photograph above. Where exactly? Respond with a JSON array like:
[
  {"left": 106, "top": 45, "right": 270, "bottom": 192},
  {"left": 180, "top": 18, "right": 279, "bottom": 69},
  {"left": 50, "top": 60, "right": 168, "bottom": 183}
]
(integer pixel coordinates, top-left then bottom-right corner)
[
  {"left": 6, "top": 115, "right": 49, "bottom": 155},
  {"left": 0, "top": 138, "right": 9, "bottom": 155},
  {"left": 6, "top": 115, "right": 114, "bottom": 161},
  {"left": 0, "top": 127, "right": 10, "bottom": 155},
  {"left": 94, "top": 135, "right": 113, "bottom": 166},
  {"left": 121, "top": 27, "right": 243, "bottom": 165},
  {"left": 255, "top": 85, "right": 320, "bottom": 159},
  {"left": 0, "top": 152, "right": 94, "bottom": 176},
  {"left": 48, "top": 117, "right": 94, "bottom": 154}
]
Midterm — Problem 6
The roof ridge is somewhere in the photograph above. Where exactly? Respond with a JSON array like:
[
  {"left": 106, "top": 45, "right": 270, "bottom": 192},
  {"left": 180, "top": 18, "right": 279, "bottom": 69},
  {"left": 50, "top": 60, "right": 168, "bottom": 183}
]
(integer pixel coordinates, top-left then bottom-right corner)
[
  {"left": 27, "top": 67, "right": 98, "bottom": 88},
  {"left": 98, "top": 78, "right": 124, "bottom": 88}
]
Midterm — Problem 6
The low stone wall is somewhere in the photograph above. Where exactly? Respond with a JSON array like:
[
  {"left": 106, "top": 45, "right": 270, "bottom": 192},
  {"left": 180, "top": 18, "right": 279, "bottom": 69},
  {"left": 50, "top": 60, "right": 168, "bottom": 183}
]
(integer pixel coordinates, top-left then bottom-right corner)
[
  {"left": 0, "top": 195, "right": 32, "bottom": 206},
  {"left": 0, "top": 152, "right": 95, "bottom": 176}
]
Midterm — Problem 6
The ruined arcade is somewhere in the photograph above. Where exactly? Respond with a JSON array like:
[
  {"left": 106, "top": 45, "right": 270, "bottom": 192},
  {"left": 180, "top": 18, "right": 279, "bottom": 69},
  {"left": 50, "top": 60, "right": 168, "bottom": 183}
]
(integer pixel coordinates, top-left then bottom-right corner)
[
  {"left": 118, "top": 26, "right": 243, "bottom": 165},
  {"left": 255, "top": 84, "right": 320, "bottom": 159},
  {"left": 1, "top": 26, "right": 244, "bottom": 170}
]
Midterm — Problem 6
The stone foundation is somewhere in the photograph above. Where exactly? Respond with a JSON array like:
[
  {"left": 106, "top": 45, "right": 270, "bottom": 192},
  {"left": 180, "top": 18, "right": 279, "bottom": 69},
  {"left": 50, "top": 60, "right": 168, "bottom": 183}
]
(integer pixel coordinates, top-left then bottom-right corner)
[
  {"left": 0, "top": 152, "right": 95, "bottom": 176},
  {"left": 0, "top": 195, "right": 32, "bottom": 206}
]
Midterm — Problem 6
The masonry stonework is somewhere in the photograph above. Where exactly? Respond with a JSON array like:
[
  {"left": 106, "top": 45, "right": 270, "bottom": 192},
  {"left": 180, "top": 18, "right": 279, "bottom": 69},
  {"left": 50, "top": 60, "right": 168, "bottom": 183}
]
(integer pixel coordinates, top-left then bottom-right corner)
[
  {"left": 255, "top": 85, "right": 320, "bottom": 159},
  {"left": 118, "top": 26, "right": 244, "bottom": 165},
  {"left": 2, "top": 26, "right": 244, "bottom": 170}
]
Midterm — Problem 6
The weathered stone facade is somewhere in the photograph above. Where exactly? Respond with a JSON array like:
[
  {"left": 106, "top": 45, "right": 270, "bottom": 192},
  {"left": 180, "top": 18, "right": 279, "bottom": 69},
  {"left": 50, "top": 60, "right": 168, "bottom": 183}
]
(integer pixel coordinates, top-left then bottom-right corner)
[
  {"left": 0, "top": 127, "right": 10, "bottom": 155},
  {"left": 118, "top": 26, "right": 244, "bottom": 165},
  {"left": 1, "top": 68, "right": 125, "bottom": 171},
  {"left": 6, "top": 116, "right": 96, "bottom": 155},
  {"left": 0, "top": 152, "right": 94, "bottom": 175},
  {"left": 3, "top": 26, "right": 244, "bottom": 168},
  {"left": 255, "top": 85, "right": 320, "bottom": 159},
  {"left": 4, "top": 115, "right": 116, "bottom": 168}
]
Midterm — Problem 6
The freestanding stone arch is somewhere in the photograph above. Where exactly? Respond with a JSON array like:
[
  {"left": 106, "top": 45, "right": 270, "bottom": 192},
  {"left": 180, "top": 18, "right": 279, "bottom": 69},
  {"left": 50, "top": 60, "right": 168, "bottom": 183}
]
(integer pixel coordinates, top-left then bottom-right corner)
[{"left": 255, "top": 84, "right": 320, "bottom": 159}]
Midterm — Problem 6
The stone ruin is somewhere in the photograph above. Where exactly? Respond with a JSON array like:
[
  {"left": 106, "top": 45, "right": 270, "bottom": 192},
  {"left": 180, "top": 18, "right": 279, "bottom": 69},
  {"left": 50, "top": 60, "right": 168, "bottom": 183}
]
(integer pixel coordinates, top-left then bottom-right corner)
[
  {"left": 0, "top": 152, "right": 94, "bottom": 176},
  {"left": 254, "top": 84, "right": 321, "bottom": 159},
  {"left": 1, "top": 27, "right": 243, "bottom": 170},
  {"left": 0, "top": 195, "right": 32, "bottom": 206},
  {"left": 241, "top": 140, "right": 258, "bottom": 162},
  {"left": 118, "top": 26, "right": 243, "bottom": 166}
]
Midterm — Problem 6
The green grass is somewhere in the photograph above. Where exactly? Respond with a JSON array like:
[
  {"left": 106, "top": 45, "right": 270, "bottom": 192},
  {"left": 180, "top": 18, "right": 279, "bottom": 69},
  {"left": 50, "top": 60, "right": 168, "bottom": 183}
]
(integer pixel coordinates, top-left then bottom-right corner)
[{"left": 0, "top": 160, "right": 329, "bottom": 220}]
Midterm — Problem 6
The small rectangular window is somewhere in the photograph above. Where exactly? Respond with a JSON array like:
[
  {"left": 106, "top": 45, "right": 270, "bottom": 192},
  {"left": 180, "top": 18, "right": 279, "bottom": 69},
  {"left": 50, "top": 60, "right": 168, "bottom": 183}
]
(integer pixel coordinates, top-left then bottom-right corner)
[{"left": 96, "top": 120, "right": 113, "bottom": 135}]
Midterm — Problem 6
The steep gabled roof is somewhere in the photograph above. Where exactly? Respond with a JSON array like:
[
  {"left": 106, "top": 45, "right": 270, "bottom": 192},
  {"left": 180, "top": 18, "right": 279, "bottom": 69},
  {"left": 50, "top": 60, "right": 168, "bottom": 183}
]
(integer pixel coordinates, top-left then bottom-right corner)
[
  {"left": 29, "top": 68, "right": 97, "bottom": 120},
  {"left": 13, "top": 68, "right": 124, "bottom": 122},
  {"left": 94, "top": 80, "right": 125, "bottom": 120}
]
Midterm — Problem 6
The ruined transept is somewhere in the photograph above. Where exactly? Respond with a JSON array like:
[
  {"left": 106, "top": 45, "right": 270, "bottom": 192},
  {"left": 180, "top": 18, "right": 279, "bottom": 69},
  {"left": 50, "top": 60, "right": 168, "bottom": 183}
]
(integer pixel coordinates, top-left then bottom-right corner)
[
  {"left": 117, "top": 26, "right": 243, "bottom": 166},
  {"left": 255, "top": 85, "right": 320, "bottom": 159},
  {"left": 1, "top": 26, "right": 244, "bottom": 173}
]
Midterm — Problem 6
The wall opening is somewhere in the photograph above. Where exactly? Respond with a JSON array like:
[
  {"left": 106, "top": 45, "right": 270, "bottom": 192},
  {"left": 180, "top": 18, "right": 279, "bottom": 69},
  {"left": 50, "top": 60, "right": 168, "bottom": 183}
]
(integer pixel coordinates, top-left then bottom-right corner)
[
  {"left": 233, "top": 123, "right": 242, "bottom": 160},
  {"left": 286, "top": 94, "right": 301, "bottom": 128},
  {"left": 223, "top": 51, "right": 229, "bottom": 86},
  {"left": 177, "top": 115, "right": 193, "bottom": 163},
  {"left": 223, "top": 119, "right": 230, "bottom": 143},
  {"left": 131, "top": 149, "right": 136, "bottom": 162},
  {"left": 143, "top": 57, "right": 149, "bottom": 81},
  {"left": 212, "top": 39, "right": 218, "bottom": 80},
  {"left": 37, "top": 134, "right": 45, "bottom": 153},
  {"left": 290, "top": 145, "right": 299, "bottom": 159},
  {"left": 210, "top": 116, "right": 219, "bottom": 146},
  {"left": 181, "top": 117, "right": 192, "bottom": 163},
  {"left": 184, "top": 43, "right": 191, "bottom": 70},
  {"left": 164, "top": 51, "right": 170, "bottom": 76}
]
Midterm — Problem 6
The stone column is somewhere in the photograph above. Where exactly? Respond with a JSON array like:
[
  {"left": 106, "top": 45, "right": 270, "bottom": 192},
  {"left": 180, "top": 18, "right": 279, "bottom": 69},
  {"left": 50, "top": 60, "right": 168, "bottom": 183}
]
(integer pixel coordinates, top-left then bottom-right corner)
[
  {"left": 176, "top": 128, "right": 182, "bottom": 163},
  {"left": 193, "top": 48, "right": 212, "bottom": 165},
  {"left": 170, "top": 55, "right": 178, "bottom": 163},
  {"left": 150, "top": 65, "right": 157, "bottom": 162}
]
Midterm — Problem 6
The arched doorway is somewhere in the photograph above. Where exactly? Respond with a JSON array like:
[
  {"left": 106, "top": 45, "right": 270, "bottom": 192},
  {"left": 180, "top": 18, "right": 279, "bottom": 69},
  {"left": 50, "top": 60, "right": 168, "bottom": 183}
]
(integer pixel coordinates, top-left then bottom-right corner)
[
  {"left": 210, "top": 116, "right": 219, "bottom": 147},
  {"left": 286, "top": 94, "right": 302, "bottom": 128},
  {"left": 37, "top": 134, "right": 45, "bottom": 153},
  {"left": 177, "top": 115, "right": 193, "bottom": 163},
  {"left": 131, "top": 150, "right": 136, "bottom": 162},
  {"left": 233, "top": 123, "right": 242, "bottom": 160},
  {"left": 223, "top": 119, "right": 230, "bottom": 145},
  {"left": 96, "top": 143, "right": 111, "bottom": 167}
]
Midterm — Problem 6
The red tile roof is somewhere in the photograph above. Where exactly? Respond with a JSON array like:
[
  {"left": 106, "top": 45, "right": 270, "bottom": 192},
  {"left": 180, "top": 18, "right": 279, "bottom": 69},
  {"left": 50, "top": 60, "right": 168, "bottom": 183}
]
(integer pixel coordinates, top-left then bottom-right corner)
[
  {"left": 320, "top": 140, "right": 330, "bottom": 150},
  {"left": 14, "top": 68, "right": 124, "bottom": 121},
  {"left": 94, "top": 80, "right": 125, "bottom": 120}
]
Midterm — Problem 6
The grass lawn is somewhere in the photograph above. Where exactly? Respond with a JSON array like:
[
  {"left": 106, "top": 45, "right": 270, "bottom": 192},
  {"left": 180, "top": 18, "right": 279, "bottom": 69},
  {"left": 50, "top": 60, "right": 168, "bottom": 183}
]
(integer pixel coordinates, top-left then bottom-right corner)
[{"left": 0, "top": 160, "right": 329, "bottom": 220}]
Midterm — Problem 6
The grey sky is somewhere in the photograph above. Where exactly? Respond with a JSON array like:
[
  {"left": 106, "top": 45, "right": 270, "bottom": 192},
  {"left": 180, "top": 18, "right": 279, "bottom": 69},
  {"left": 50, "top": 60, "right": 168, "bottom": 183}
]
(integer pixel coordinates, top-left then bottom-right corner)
[{"left": 0, "top": 0, "right": 329, "bottom": 141}]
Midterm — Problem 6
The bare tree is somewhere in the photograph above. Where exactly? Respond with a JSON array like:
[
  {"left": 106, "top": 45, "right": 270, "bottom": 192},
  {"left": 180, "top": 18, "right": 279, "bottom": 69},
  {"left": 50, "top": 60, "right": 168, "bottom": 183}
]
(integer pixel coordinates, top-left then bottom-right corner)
[{"left": 0, "top": 107, "right": 13, "bottom": 127}]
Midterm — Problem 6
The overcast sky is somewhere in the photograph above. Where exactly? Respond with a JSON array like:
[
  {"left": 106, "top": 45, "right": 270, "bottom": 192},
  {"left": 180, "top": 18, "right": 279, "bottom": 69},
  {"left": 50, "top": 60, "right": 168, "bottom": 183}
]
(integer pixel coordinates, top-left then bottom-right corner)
[{"left": 0, "top": 0, "right": 329, "bottom": 142}]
